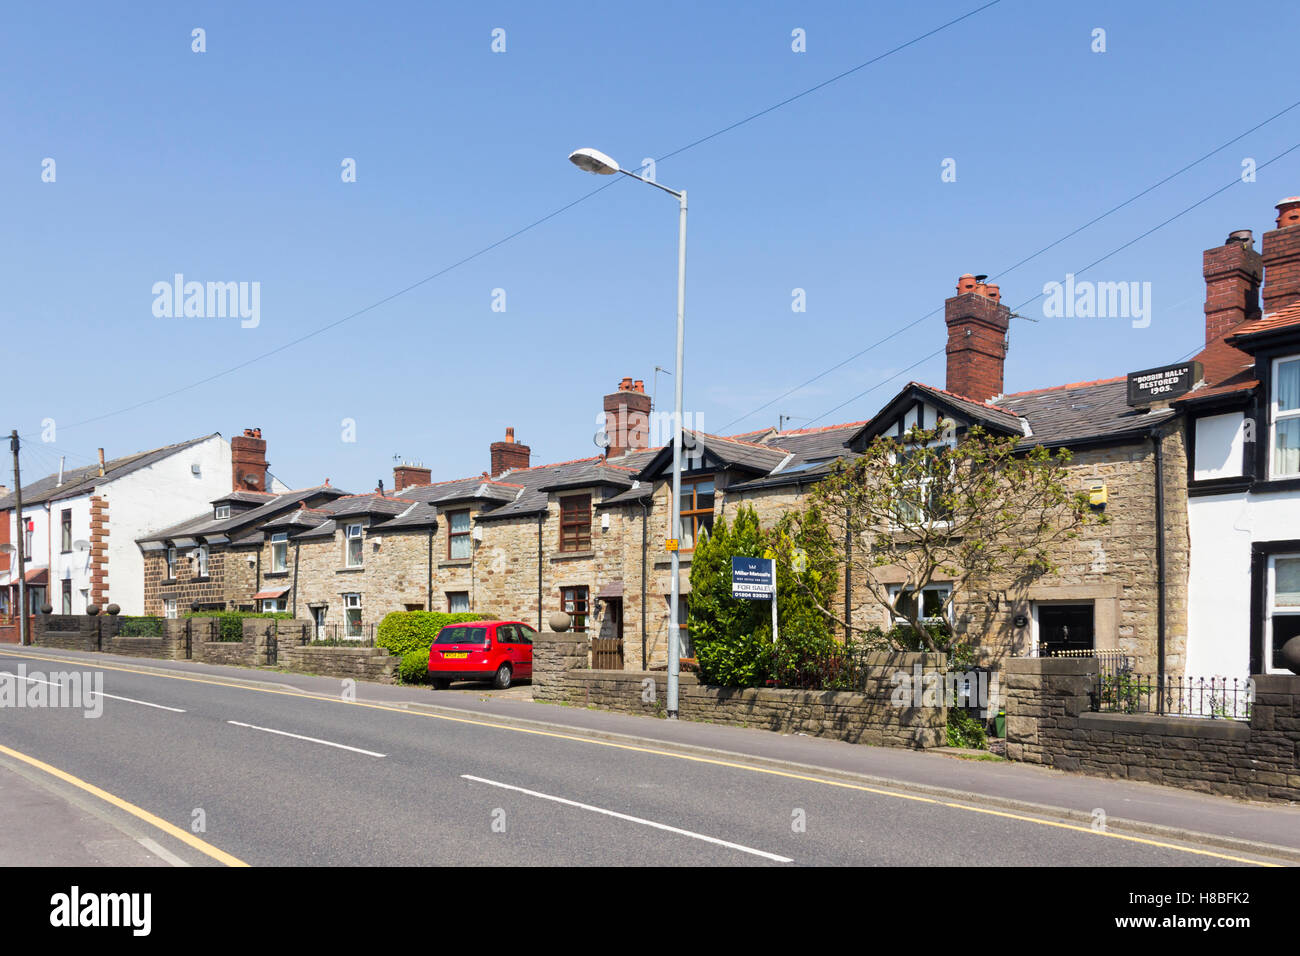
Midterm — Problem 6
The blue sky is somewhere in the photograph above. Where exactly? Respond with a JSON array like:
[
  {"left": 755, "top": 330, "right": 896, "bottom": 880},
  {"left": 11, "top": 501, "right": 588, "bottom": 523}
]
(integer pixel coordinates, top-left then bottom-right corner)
[{"left": 3, "top": 0, "right": 1299, "bottom": 492}]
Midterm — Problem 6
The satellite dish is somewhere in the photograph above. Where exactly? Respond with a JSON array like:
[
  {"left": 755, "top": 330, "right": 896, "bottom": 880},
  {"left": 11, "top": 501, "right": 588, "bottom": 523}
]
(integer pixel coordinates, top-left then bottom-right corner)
[
  {"left": 0, "top": 543, "right": 14, "bottom": 555},
  {"left": 73, "top": 539, "right": 91, "bottom": 552}
]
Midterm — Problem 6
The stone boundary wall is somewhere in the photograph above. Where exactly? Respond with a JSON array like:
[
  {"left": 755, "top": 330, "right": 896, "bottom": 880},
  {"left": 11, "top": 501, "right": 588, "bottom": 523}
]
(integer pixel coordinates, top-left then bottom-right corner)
[
  {"left": 1004, "top": 657, "right": 1300, "bottom": 802},
  {"left": 279, "top": 645, "right": 397, "bottom": 683},
  {"left": 533, "top": 631, "right": 948, "bottom": 749},
  {"left": 32, "top": 612, "right": 398, "bottom": 683}
]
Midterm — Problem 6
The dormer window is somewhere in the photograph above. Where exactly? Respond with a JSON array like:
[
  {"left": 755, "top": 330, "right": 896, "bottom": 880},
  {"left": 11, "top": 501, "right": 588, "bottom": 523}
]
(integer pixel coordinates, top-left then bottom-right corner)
[
  {"left": 1271, "top": 355, "right": 1300, "bottom": 478},
  {"left": 271, "top": 532, "right": 289, "bottom": 573},
  {"left": 214, "top": 504, "right": 231, "bottom": 519},
  {"left": 345, "top": 524, "right": 364, "bottom": 568},
  {"left": 678, "top": 477, "right": 715, "bottom": 551}
]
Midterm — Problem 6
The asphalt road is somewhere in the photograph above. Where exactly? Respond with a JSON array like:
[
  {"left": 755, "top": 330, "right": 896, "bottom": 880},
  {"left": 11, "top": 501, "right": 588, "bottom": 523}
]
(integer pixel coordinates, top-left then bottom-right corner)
[{"left": 0, "top": 649, "right": 1291, "bottom": 867}]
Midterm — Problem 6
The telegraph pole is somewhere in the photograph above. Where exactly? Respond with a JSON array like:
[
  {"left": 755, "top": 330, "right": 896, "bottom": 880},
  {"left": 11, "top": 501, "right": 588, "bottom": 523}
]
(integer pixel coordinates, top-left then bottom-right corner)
[{"left": 9, "top": 431, "right": 27, "bottom": 646}]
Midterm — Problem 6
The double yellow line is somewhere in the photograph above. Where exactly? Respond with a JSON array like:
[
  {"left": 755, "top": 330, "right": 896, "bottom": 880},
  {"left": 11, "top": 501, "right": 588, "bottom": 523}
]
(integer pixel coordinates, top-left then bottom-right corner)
[{"left": 0, "top": 649, "right": 1284, "bottom": 867}]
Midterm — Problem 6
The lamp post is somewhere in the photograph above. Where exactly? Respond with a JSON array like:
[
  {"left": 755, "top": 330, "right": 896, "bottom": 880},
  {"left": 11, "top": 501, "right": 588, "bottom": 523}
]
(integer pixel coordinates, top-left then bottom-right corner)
[{"left": 569, "top": 148, "right": 687, "bottom": 718}]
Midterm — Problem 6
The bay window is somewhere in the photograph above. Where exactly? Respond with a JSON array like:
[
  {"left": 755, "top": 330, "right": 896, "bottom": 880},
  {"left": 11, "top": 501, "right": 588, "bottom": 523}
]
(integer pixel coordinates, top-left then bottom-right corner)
[
  {"left": 1267, "top": 554, "right": 1300, "bottom": 672},
  {"left": 344, "top": 593, "right": 363, "bottom": 638}
]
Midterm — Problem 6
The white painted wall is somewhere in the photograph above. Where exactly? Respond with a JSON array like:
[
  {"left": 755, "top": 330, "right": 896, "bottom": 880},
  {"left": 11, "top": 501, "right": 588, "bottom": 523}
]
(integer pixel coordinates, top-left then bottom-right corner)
[
  {"left": 1187, "top": 488, "right": 1300, "bottom": 678},
  {"left": 101, "top": 435, "right": 230, "bottom": 614}
]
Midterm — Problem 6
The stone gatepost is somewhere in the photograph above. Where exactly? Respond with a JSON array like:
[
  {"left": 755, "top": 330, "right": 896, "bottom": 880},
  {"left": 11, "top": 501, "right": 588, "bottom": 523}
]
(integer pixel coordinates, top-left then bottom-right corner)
[
  {"left": 1003, "top": 657, "right": 1096, "bottom": 765},
  {"left": 532, "top": 630, "right": 590, "bottom": 702}
]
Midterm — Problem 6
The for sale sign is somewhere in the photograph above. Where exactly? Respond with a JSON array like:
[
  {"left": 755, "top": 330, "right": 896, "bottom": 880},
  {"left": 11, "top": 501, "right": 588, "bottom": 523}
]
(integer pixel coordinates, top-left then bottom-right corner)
[{"left": 731, "top": 557, "right": 775, "bottom": 600}]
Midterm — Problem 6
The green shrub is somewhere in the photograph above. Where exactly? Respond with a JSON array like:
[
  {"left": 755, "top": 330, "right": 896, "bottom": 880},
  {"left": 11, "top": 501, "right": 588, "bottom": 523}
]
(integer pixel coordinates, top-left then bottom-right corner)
[
  {"left": 185, "top": 610, "right": 291, "bottom": 642},
  {"left": 118, "top": 616, "right": 163, "bottom": 637},
  {"left": 946, "top": 707, "right": 987, "bottom": 749},
  {"left": 696, "top": 629, "right": 773, "bottom": 688},
  {"left": 398, "top": 649, "right": 432, "bottom": 684},
  {"left": 376, "top": 611, "right": 495, "bottom": 657},
  {"left": 688, "top": 505, "right": 841, "bottom": 689}
]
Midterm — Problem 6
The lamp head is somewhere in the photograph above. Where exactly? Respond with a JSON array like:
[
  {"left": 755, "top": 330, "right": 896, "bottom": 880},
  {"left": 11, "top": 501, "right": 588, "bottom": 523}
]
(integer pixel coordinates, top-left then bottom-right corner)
[{"left": 568, "top": 148, "right": 620, "bottom": 175}]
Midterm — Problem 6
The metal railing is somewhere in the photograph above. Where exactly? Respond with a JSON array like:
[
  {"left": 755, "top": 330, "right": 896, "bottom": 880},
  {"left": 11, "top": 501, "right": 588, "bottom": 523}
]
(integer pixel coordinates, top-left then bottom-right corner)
[
  {"left": 310, "top": 623, "right": 376, "bottom": 646},
  {"left": 1093, "top": 673, "right": 1253, "bottom": 720}
]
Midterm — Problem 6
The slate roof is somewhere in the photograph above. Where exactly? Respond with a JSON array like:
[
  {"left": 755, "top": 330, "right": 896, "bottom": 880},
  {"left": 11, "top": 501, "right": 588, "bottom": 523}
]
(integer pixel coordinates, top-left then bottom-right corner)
[
  {"left": 0, "top": 434, "right": 219, "bottom": 510},
  {"left": 137, "top": 485, "right": 348, "bottom": 544},
  {"left": 374, "top": 501, "right": 440, "bottom": 530},
  {"left": 993, "top": 378, "right": 1173, "bottom": 446}
]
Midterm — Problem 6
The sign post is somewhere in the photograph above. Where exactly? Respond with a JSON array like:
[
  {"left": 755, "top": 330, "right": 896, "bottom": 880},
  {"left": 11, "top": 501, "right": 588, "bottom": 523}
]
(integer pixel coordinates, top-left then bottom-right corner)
[{"left": 731, "top": 555, "right": 778, "bottom": 643}]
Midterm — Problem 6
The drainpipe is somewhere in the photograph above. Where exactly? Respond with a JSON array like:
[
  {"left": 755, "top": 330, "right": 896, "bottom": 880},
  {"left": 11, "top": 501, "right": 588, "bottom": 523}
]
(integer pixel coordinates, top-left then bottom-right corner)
[
  {"left": 426, "top": 525, "right": 433, "bottom": 611},
  {"left": 640, "top": 496, "right": 649, "bottom": 670},
  {"left": 844, "top": 501, "right": 852, "bottom": 642},
  {"left": 291, "top": 540, "right": 300, "bottom": 618},
  {"left": 536, "top": 512, "right": 543, "bottom": 630},
  {"left": 1150, "top": 427, "right": 1167, "bottom": 713}
]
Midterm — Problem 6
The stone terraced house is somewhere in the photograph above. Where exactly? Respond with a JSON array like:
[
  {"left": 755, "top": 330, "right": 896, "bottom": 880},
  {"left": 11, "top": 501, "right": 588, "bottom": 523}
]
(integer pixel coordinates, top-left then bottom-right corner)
[{"left": 130, "top": 196, "right": 1300, "bottom": 687}]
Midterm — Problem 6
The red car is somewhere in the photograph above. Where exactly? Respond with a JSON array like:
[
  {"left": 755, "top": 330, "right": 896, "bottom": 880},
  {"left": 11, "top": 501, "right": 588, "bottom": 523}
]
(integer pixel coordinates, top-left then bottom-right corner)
[{"left": 426, "top": 620, "right": 536, "bottom": 690}]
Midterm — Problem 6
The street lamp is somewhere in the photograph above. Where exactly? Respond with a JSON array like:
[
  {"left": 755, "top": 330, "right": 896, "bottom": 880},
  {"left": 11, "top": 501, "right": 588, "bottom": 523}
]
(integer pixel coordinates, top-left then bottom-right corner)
[{"left": 569, "top": 147, "right": 687, "bottom": 718}]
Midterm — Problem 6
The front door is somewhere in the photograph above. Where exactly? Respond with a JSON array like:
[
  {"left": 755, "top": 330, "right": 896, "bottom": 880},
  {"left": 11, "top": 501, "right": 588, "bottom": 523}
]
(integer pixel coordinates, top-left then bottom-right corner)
[
  {"left": 312, "top": 607, "right": 327, "bottom": 640},
  {"left": 1037, "top": 603, "right": 1095, "bottom": 657}
]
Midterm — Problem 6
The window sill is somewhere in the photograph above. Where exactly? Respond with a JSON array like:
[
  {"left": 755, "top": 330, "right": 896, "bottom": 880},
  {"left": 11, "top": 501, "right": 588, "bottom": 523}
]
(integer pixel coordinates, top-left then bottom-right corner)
[
  {"left": 439, "top": 559, "right": 472, "bottom": 568},
  {"left": 264, "top": 571, "right": 290, "bottom": 578},
  {"left": 337, "top": 567, "right": 365, "bottom": 574},
  {"left": 552, "top": 550, "right": 595, "bottom": 562}
]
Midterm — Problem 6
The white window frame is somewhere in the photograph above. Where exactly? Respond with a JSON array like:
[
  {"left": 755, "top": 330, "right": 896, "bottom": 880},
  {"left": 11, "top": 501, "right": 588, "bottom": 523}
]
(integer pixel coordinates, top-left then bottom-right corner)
[
  {"left": 166, "top": 547, "right": 177, "bottom": 579},
  {"left": 1266, "top": 553, "right": 1300, "bottom": 675},
  {"left": 887, "top": 583, "right": 953, "bottom": 626},
  {"left": 271, "top": 532, "right": 289, "bottom": 573},
  {"left": 214, "top": 504, "right": 231, "bottom": 519},
  {"left": 261, "top": 597, "right": 284, "bottom": 613},
  {"left": 164, "top": 598, "right": 178, "bottom": 620},
  {"left": 195, "top": 545, "right": 209, "bottom": 578},
  {"left": 1270, "top": 354, "right": 1300, "bottom": 478},
  {"left": 890, "top": 434, "right": 956, "bottom": 529},
  {"left": 345, "top": 524, "right": 364, "bottom": 568},
  {"left": 448, "top": 511, "right": 471, "bottom": 560},
  {"left": 344, "top": 592, "right": 363, "bottom": 638}
]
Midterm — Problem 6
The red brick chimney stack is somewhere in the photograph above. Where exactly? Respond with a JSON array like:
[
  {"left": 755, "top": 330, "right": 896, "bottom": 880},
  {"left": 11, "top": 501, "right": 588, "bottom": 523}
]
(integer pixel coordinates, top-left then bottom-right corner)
[
  {"left": 602, "top": 377, "right": 652, "bottom": 459},
  {"left": 945, "top": 274, "right": 1011, "bottom": 403},
  {"left": 1203, "top": 230, "right": 1263, "bottom": 343},
  {"left": 1262, "top": 197, "right": 1300, "bottom": 315},
  {"left": 490, "top": 427, "right": 531, "bottom": 477},
  {"left": 393, "top": 461, "right": 432, "bottom": 491},
  {"left": 230, "top": 428, "right": 269, "bottom": 493}
]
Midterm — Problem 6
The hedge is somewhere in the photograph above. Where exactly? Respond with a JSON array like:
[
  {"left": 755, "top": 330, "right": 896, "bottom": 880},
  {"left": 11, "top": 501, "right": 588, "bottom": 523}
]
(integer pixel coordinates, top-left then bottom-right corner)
[
  {"left": 377, "top": 611, "right": 494, "bottom": 657},
  {"left": 398, "top": 649, "right": 432, "bottom": 685},
  {"left": 185, "top": 610, "right": 292, "bottom": 642}
]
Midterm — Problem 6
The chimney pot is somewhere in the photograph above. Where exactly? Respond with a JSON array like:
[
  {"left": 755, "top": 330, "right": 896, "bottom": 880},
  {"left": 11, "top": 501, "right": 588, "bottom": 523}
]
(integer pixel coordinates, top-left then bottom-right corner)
[
  {"left": 1275, "top": 197, "right": 1300, "bottom": 229},
  {"left": 505, "top": 427, "right": 515, "bottom": 444}
]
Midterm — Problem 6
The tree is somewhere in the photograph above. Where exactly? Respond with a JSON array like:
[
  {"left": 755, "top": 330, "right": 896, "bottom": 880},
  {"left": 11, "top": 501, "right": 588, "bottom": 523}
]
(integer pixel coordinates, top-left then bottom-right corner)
[
  {"left": 688, "top": 504, "right": 840, "bottom": 687},
  {"left": 777, "top": 425, "right": 1102, "bottom": 652}
]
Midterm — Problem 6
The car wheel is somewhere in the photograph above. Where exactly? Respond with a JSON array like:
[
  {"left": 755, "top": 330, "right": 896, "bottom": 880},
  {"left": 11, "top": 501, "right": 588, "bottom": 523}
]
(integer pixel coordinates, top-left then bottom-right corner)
[
  {"left": 431, "top": 678, "right": 451, "bottom": 690},
  {"left": 492, "top": 664, "right": 512, "bottom": 690}
]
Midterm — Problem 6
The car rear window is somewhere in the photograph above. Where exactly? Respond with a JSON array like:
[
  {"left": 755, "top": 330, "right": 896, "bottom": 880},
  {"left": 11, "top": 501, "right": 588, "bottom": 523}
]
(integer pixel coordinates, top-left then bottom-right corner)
[{"left": 435, "top": 626, "right": 489, "bottom": 645}]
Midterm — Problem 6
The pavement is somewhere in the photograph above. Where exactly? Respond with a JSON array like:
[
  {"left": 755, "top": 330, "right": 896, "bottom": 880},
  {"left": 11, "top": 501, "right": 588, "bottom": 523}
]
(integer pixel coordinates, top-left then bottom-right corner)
[{"left": 1, "top": 644, "right": 1297, "bottom": 867}]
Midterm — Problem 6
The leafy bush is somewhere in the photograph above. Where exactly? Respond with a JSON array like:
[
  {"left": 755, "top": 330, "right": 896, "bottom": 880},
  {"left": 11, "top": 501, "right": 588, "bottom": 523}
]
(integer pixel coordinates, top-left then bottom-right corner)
[
  {"left": 376, "top": 611, "right": 495, "bottom": 657},
  {"left": 185, "top": 610, "right": 291, "bottom": 642},
  {"left": 118, "top": 616, "right": 163, "bottom": 637},
  {"left": 946, "top": 707, "right": 987, "bottom": 749},
  {"left": 689, "top": 505, "right": 842, "bottom": 689},
  {"left": 398, "top": 649, "right": 432, "bottom": 685},
  {"left": 696, "top": 629, "right": 773, "bottom": 688}
]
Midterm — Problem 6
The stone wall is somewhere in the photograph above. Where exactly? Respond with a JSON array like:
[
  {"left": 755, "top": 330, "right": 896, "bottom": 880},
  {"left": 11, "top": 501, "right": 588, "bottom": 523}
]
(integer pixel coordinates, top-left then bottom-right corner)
[
  {"left": 1004, "top": 657, "right": 1300, "bottom": 802},
  {"left": 533, "top": 631, "right": 948, "bottom": 748},
  {"left": 278, "top": 645, "right": 397, "bottom": 683}
]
